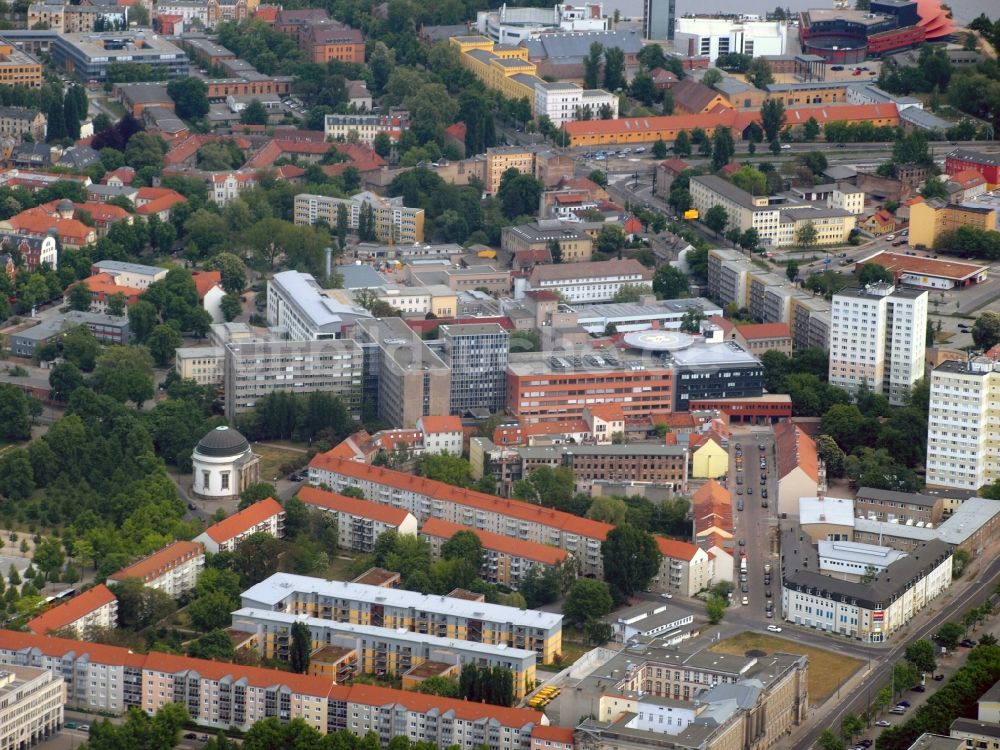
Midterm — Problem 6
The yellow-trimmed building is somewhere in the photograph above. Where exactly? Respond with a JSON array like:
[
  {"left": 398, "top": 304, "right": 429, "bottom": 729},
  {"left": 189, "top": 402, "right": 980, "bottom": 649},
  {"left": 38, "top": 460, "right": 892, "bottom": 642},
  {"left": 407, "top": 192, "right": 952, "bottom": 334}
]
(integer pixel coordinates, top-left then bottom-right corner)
[
  {"left": 241, "top": 572, "right": 564, "bottom": 663},
  {"left": 231, "top": 608, "right": 538, "bottom": 699},
  {"left": 451, "top": 35, "right": 541, "bottom": 110},
  {"left": 0, "top": 43, "right": 43, "bottom": 88},
  {"left": 908, "top": 196, "right": 997, "bottom": 249}
]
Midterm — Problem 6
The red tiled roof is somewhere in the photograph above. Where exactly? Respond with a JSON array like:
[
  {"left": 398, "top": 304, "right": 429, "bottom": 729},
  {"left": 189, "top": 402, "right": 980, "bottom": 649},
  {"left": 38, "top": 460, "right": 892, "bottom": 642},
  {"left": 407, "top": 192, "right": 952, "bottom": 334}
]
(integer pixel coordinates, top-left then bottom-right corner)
[
  {"left": 532, "top": 725, "right": 576, "bottom": 743},
  {"left": 136, "top": 186, "right": 184, "bottom": 204},
  {"left": 343, "top": 682, "right": 541, "bottom": 728},
  {"left": 735, "top": 322, "right": 792, "bottom": 340},
  {"left": 201, "top": 497, "right": 284, "bottom": 544},
  {"left": 659, "top": 158, "right": 689, "bottom": 173},
  {"left": 191, "top": 270, "right": 222, "bottom": 299},
  {"left": 106, "top": 541, "right": 204, "bottom": 584},
  {"left": 10, "top": 213, "right": 94, "bottom": 244},
  {"left": 655, "top": 536, "right": 700, "bottom": 562},
  {"left": 27, "top": 584, "right": 116, "bottom": 635},
  {"left": 774, "top": 419, "right": 818, "bottom": 482},
  {"left": 0, "top": 628, "right": 146, "bottom": 668},
  {"left": 83, "top": 273, "right": 142, "bottom": 299},
  {"left": 136, "top": 193, "right": 186, "bottom": 216},
  {"left": 309, "top": 453, "right": 613, "bottom": 541},
  {"left": 586, "top": 403, "right": 625, "bottom": 421},
  {"left": 949, "top": 168, "right": 986, "bottom": 188},
  {"left": 418, "top": 415, "right": 463, "bottom": 433},
  {"left": 75, "top": 201, "right": 131, "bottom": 224},
  {"left": 445, "top": 122, "right": 467, "bottom": 140},
  {"left": 298, "top": 485, "right": 413, "bottom": 526},
  {"left": 102, "top": 167, "right": 135, "bottom": 185},
  {"left": 253, "top": 4, "right": 280, "bottom": 22},
  {"left": 421, "top": 517, "right": 569, "bottom": 566}
]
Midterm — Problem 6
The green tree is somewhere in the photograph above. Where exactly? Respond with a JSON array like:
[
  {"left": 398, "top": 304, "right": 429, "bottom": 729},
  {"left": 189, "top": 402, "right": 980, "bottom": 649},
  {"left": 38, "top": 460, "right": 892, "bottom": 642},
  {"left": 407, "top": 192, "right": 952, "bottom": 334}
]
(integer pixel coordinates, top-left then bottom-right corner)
[
  {"left": 110, "top": 578, "right": 176, "bottom": 630},
  {"left": 934, "top": 621, "right": 964, "bottom": 650},
  {"left": 815, "top": 434, "right": 846, "bottom": 478},
  {"left": 904, "top": 639, "right": 937, "bottom": 673},
  {"left": 711, "top": 127, "right": 734, "bottom": 170},
  {"left": 240, "top": 99, "right": 269, "bottom": 125},
  {"left": 858, "top": 263, "right": 894, "bottom": 286},
  {"left": 290, "top": 621, "right": 311, "bottom": 673},
  {"left": 419, "top": 453, "right": 473, "bottom": 487},
  {"left": 48, "top": 362, "right": 84, "bottom": 402},
  {"left": 603, "top": 47, "right": 626, "bottom": 91},
  {"left": 786, "top": 260, "right": 800, "bottom": 282},
  {"left": 67, "top": 282, "right": 92, "bottom": 311},
  {"left": 46, "top": 98, "right": 66, "bottom": 142},
  {"left": 652, "top": 265, "right": 689, "bottom": 299},
  {"left": 680, "top": 307, "right": 705, "bottom": 334},
  {"left": 583, "top": 42, "right": 603, "bottom": 89},
  {"left": 92, "top": 345, "right": 155, "bottom": 406},
  {"left": 972, "top": 312, "right": 1000, "bottom": 351},
  {"left": 796, "top": 221, "right": 818, "bottom": 248},
  {"left": 106, "top": 293, "right": 127, "bottom": 318},
  {"left": 747, "top": 58, "right": 774, "bottom": 88},
  {"left": 601, "top": 524, "right": 661, "bottom": 600},
  {"left": 702, "top": 68, "right": 722, "bottom": 88},
  {"left": 586, "top": 496, "right": 628, "bottom": 525},
  {"left": 207, "top": 252, "right": 247, "bottom": 295},
  {"left": 652, "top": 139, "right": 667, "bottom": 158},
  {"left": 730, "top": 165, "right": 766, "bottom": 195},
  {"left": 188, "top": 589, "right": 236, "bottom": 631},
  {"left": 146, "top": 324, "right": 183, "bottom": 366},
  {"left": 167, "top": 77, "right": 210, "bottom": 120},
  {"left": 760, "top": 98, "right": 785, "bottom": 142},
  {"left": 563, "top": 578, "right": 613, "bottom": 627},
  {"left": 704, "top": 205, "right": 728, "bottom": 236},
  {"left": 803, "top": 116, "right": 820, "bottom": 142},
  {"left": 840, "top": 714, "right": 864, "bottom": 743},
  {"left": 637, "top": 43, "right": 666, "bottom": 70},
  {"left": 673, "top": 130, "right": 691, "bottom": 157},
  {"left": 597, "top": 224, "right": 626, "bottom": 255},
  {"left": 220, "top": 293, "right": 242, "bottom": 322},
  {"left": 187, "top": 630, "right": 236, "bottom": 661},
  {"left": 818, "top": 729, "right": 844, "bottom": 750},
  {"left": 705, "top": 595, "right": 727, "bottom": 624},
  {"left": 32, "top": 537, "right": 64, "bottom": 580},
  {"left": 0, "top": 384, "right": 31, "bottom": 441}
]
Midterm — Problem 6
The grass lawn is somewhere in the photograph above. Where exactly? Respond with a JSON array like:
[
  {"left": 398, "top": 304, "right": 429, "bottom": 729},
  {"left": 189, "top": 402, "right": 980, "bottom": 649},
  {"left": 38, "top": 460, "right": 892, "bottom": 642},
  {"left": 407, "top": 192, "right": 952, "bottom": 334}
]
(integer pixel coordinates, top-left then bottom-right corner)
[
  {"left": 254, "top": 443, "right": 308, "bottom": 482},
  {"left": 326, "top": 554, "right": 358, "bottom": 581},
  {"left": 547, "top": 627, "right": 591, "bottom": 669},
  {"left": 709, "top": 631, "right": 863, "bottom": 703}
]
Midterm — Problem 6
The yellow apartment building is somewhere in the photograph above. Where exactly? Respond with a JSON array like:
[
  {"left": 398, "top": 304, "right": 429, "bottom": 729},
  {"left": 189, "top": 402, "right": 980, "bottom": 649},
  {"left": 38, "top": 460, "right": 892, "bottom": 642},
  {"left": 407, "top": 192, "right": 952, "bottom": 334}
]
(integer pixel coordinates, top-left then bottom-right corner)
[
  {"left": 232, "top": 608, "right": 538, "bottom": 698},
  {"left": 241, "top": 572, "right": 564, "bottom": 663},
  {"left": 909, "top": 196, "right": 997, "bottom": 248},
  {"left": 486, "top": 146, "right": 536, "bottom": 195},
  {"left": 451, "top": 35, "right": 542, "bottom": 112},
  {"left": 0, "top": 43, "right": 43, "bottom": 88}
]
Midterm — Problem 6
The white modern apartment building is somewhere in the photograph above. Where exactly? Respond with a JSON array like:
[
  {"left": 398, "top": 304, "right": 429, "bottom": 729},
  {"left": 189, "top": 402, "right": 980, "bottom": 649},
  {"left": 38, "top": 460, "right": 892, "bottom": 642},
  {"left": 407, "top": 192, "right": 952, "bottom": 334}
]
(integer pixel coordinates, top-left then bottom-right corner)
[
  {"left": 193, "top": 497, "right": 285, "bottom": 554},
  {"left": 926, "top": 357, "right": 1000, "bottom": 491},
  {"left": 477, "top": 3, "right": 607, "bottom": 44},
  {"left": 294, "top": 191, "right": 425, "bottom": 244},
  {"left": 0, "top": 666, "right": 63, "bottom": 750},
  {"left": 266, "top": 270, "right": 373, "bottom": 341},
  {"left": 828, "top": 283, "right": 927, "bottom": 405},
  {"left": 105, "top": 541, "right": 205, "bottom": 598},
  {"left": 673, "top": 17, "right": 788, "bottom": 63},
  {"left": 534, "top": 82, "right": 618, "bottom": 126}
]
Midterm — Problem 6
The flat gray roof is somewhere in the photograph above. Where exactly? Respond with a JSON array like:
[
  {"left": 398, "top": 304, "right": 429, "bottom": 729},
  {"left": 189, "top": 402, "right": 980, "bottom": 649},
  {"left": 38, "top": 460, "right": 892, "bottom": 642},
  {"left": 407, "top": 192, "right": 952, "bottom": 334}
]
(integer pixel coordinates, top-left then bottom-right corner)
[
  {"left": 271, "top": 270, "right": 372, "bottom": 332},
  {"left": 93, "top": 259, "right": 165, "bottom": 276},
  {"left": 12, "top": 310, "right": 128, "bottom": 342},
  {"left": 241, "top": 572, "right": 562, "bottom": 630}
]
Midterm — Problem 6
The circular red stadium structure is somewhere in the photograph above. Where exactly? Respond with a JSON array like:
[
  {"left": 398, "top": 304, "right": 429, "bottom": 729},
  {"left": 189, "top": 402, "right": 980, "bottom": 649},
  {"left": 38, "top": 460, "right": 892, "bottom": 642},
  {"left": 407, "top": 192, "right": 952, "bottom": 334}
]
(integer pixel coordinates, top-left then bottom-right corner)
[{"left": 799, "top": 0, "right": 954, "bottom": 63}]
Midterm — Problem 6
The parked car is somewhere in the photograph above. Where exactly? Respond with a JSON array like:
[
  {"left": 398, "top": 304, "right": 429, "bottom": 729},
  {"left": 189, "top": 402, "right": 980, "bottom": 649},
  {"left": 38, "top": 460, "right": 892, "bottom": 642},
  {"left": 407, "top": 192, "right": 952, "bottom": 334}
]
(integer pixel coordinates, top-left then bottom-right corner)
[
  {"left": 886, "top": 234, "right": 896, "bottom": 241},
  {"left": 912, "top": 685, "right": 926, "bottom": 692},
  {"left": 766, "top": 625, "right": 782, "bottom": 632},
  {"left": 758, "top": 444, "right": 765, "bottom": 451},
  {"left": 766, "top": 609, "right": 774, "bottom": 618},
  {"left": 747, "top": 486, "right": 753, "bottom": 495},
  {"left": 65, "top": 723, "right": 79, "bottom": 730},
  {"left": 741, "top": 583, "right": 749, "bottom": 593},
  {"left": 876, "top": 720, "right": 892, "bottom": 727},
  {"left": 737, "top": 500, "right": 744, "bottom": 511},
  {"left": 765, "top": 589, "right": 772, "bottom": 598},
  {"left": 762, "top": 500, "right": 768, "bottom": 508},
  {"left": 933, "top": 674, "right": 945, "bottom": 681},
  {"left": 831, "top": 65, "right": 844, "bottom": 71},
  {"left": 897, "top": 701, "right": 911, "bottom": 708},
  {"left": 661, "top": 592, "right": 673, "bottom": 599},
  {"left": 741, "top": 596, "right": 749, "bottom": 605},
  {"left": 889, "top": 707, "right": 906, "bottom": 715},
  {"left": 737, "top": 487, "right": 744, "bottom": 495},
  {"left": 961, "top": 639, "right": 977, "bottom": 647}
]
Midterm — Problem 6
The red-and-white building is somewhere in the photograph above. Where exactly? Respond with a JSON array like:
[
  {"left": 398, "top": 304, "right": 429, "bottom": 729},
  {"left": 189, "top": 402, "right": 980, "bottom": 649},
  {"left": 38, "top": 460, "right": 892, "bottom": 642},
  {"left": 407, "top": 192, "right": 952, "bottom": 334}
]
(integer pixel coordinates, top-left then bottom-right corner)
[
  {"left": 105, "top": 541, "right": 205, "bottom": 598},
  {"left": 297, "top": 485, "right": 418, "bottom": 552},
  {"left": 193, "top": 497, "right": 285, "bottom": 553},
  {"left": 26, "top": 584, "right": 117, "bottom": 637},
  {"left": 946, "top": 148, "right": 1000, "bottom": 189}
]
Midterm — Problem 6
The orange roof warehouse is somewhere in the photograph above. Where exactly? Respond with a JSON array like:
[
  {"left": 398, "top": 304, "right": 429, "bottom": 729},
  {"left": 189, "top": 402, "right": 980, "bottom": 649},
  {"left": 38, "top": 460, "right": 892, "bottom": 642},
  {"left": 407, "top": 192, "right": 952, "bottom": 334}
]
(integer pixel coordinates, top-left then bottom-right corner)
[{"left": 856, "top": 251, "right": 989, "bottom": 290}]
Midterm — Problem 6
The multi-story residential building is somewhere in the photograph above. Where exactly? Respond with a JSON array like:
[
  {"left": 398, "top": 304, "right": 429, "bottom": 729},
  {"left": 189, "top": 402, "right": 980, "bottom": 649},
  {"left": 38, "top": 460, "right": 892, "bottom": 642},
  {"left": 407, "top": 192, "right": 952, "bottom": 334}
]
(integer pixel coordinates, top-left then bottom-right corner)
[
  {"left": 853, "top": 486, "right": 943, "bottom": 526},
  {"left": 230, "top": 608, "right": 537, "bottom": 698},
  {"left": 0, "top": 630, "right": 559, "bottom": 746},
  {"left": 223, "top": 338, "right": 364, "bottom": 419},
  {"left": 294, "top": 191, "right": 425, "bottom": 244},
  {"left": 501, "top": 220, "right": 594, "bottom": 263},
  {"left": 417, "top": 416, "right": 464, "bottom": 455},
  {"left": 105, "top": 541, "right": 205, "bottom": 598},
  {"left": 266, "top": 270, "right": 373, "bottom": 341},
  {"left": 193, "top": 497, "right": 285, "bottom": 554},
  {"left": 790, "top": 294, "right": 831, "bottom": 351},
  {"left": 420, "top": 517, "right": 570, "bottom": 588},
  {"left": 485, "top": 147, "right": 535, "bottom": 195},
  {"left": 828, "top": 283, "right": 927, "bottom": 405},
  {"left": 438, "top": 323, "right": 509, "bottom": 414},
  {"left": 945, "top": 148, "right": 1000, "bottom": 189},
  {"left": 706, "top": 247, "right": 749, "bottom": 309},
  {"left": 308, "top": 452, "right": 612, "bottom": 578},
  {"left": 241, "top": 572, "right": 564, "bottom": 662},
  {"left": 0, "top": 666, "right": 63, "bottom": 750},
  {"left": 154, "top": 0, "right": 209, "bottom": 27},
  {"left": 908, "top": 195, "right": 998, "bottom": 249},
  {"left": 0, "top": 41, "right": 43, "bottom": 87},
  {"left": 774, "top": 419, "right": 821, "bottom": 517},
  {"left": 506, "top": 351, "right": 673, "bottom": 423},
  {"left": 323, "top": 113, "right": 408, "bottom": 144},
  {"left": 926, "top": 357, "right": 1000, "bottom": 491},
  {"left": 0, "top": 106, "right": 45, "bottom": 141},
  {"left": 781, "top": 529, "right": 952, "bottom": 643},
  {"left": 689, "top": 175, "right": 856, "bottom": 247},
  {"left": 516, "top": 444, "right": 689, "bottom": 491},
  {"left": 208, "top": 170, "right": 257, "bottom": 206},
  {"left": 352, "top": 317, "right": 451, "bottom": 428},
  {"left": 299, "top": 22, "right": 365, "bottom": 64},
  {"left": 524, "top": 259, "right": 652, "bottom": 303},
  {"left": 26, "top": 584, "right": 117, "bottom": 637},
  {"left": 298, "top": 486, "right": 418, "bottom": 551},
  {"left": 27, "top": 2, "right": 127, "bottom": 33},
  {"left": 174, "top": 346, "right": 225, "bottom": 385},
  {"left": 653, "top": 537, "right": 714, "bottom": 598}
]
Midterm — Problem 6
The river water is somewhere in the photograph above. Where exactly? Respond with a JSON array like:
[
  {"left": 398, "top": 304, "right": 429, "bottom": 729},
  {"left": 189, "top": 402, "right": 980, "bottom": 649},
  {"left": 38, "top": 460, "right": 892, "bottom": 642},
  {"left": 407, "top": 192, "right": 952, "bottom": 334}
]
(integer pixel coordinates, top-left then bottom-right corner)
[{"left": 613, "top": 0, "right": 994, "bottom": 26}]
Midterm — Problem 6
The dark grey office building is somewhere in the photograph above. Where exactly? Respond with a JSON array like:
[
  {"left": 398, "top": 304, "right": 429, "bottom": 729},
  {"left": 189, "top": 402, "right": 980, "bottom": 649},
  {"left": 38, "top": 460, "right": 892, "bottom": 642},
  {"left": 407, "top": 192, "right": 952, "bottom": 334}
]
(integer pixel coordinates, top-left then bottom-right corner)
[{"left": 439, "top": 323, "right": 509, "bottom": 415}]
